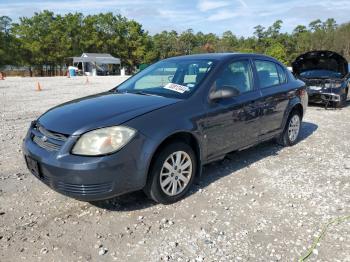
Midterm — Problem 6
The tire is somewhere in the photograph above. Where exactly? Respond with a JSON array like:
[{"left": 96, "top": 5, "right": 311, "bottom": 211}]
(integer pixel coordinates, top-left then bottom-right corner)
[
  {"left": 277, "top": 110, "right": 302, "bottom": 147},
  {"left": 144, "top": 142, "right": 197, "bottom": 204}
]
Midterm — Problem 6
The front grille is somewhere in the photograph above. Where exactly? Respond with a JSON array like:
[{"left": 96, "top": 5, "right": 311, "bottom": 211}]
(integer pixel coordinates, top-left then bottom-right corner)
[
  {"left": 55, "top": 181, "right": 113, "bottom": 195},
  {"left": 32, "top": 124, "right": 68, "bottom": 152},
  {"left": 38, "top": 125, "right": 67, "bottom": 141},
  {"left": 33, "top": 136, "right": 61, "bottom": 151}
]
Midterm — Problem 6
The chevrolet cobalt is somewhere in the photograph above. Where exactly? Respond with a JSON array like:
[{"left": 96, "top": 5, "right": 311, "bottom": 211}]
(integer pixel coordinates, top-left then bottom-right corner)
[{"left": 23, "top": 53, "right": 308, "bottom": 204}]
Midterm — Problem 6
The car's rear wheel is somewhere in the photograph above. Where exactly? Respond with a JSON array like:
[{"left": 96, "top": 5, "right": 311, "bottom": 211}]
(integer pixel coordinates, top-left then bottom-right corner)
[
  {"left": 145, "top": 142, "right": 196, "bottom": 204},
  {"left": 277, "top": 110, "right": 301, "bottom": 146}
]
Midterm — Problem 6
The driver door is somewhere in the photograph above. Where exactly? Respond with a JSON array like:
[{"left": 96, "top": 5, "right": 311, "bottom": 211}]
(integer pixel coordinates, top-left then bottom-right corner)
[{"left": 203, "top": 59, "right": 262, "bottom": 161}]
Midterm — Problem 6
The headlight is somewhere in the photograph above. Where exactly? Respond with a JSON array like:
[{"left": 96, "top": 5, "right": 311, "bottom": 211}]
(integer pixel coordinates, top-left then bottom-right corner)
[
  {"left": 72, "top": 126, "right": 136, "bottom": 156},
  {"left": 333, "top": 82, "right": 342, "bottom": 88},
  {"left": 326, "top": 82, "right": 343, "bottom": 88}
]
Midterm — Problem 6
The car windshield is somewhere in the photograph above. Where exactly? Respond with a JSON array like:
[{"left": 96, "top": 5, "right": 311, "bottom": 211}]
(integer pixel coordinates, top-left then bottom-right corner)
[
  {"left": 115, "top": 59, "right": 215, "bottom": 99},
  {"left": 300, "top": 69, "right": 342, "bottom": 79}
]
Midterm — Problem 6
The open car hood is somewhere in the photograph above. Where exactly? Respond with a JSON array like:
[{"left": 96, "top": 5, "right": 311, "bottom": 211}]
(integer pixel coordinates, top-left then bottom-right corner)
[{"left": 292, "top": 50, "right": 348, "bottom": 78}]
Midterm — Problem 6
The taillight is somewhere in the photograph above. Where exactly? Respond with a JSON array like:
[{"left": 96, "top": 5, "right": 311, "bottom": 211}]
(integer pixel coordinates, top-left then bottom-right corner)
[{"left": 297, "top": 89, "right": 306, "bottom": 97}]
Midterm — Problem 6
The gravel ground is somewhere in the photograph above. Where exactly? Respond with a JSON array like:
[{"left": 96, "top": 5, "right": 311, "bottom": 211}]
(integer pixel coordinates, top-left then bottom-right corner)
[{"left": 0, "top": 76, "right": 349, "bottom": 262}]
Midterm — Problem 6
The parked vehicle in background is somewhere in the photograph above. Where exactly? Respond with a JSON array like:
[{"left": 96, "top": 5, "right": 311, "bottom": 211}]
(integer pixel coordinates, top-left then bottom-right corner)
[
  {"left": 23, "top": 53, "right": 308, "bottom": 204},
  {"left": 292, "top": 50, "right": 350, "bottom": 108}
]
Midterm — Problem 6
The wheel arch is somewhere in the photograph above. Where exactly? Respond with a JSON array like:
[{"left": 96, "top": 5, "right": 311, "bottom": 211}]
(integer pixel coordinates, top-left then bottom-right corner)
[
  {"left": 290, "top": 103, "right": 304, "bottom": 118},
  {"left": 281, "top": 100, "right": 304, "bottom": 132},
  {"left": 145, "top": 131, "right": 203, "bottom": 187}
]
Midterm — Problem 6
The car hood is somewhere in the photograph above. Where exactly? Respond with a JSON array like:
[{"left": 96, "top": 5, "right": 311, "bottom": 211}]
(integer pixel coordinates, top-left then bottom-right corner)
[
  {"left": 38, "top": 92, "right": 180, "bottom": 135},
  {"left": 292, "top": 50, "right": 348, "bottom": 78}
]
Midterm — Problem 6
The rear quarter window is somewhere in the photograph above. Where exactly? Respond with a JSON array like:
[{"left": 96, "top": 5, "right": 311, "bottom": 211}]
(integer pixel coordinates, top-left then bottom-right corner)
[
  {"left": 276, "top": 64, "right": 287, "bottom": 84},
  {"left": 287, "top": 69, "right": 297, "bottom": 80}
]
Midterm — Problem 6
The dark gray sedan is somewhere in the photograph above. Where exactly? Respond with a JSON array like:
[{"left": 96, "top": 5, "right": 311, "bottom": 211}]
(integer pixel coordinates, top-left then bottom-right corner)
[{"left": 23, "top": 53, "right": 308, "bottom": 204}]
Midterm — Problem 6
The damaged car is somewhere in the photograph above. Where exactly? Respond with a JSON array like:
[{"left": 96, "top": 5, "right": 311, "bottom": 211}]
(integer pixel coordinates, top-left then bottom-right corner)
[{"left": 292, "top": 50, "right": 349, "bottom": 108}]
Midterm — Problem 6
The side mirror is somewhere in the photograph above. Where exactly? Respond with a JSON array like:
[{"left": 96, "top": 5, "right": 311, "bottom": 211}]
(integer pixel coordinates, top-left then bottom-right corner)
[{"left": 209, "top": 86, "right": 240, "bottom": 101}]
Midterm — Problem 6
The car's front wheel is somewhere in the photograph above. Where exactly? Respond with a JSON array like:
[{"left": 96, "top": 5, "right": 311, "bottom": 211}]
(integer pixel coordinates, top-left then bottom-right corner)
[
  {"left": 145, "top": 142, "right": 196, "bottom": 204},
  {"left": 277, "top": 110, "right": 301, "bottom": 146}
]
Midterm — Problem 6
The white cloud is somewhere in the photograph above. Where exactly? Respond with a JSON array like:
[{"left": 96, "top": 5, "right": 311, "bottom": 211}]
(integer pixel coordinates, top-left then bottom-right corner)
[
  {"left": 0, "top": 0, "right": 163, "bottom": 16},
  {"left": 157, "top": 9, "right": 203, "bottom": 27},
  {"left": 207, "top": 9, "right": 239, "bottom": 21},
  {"left": 237, "top": 0, "right": 248, "bottom": 8},
  {"left": 197, "top": 0, "right": 231, "bottom": 12}
]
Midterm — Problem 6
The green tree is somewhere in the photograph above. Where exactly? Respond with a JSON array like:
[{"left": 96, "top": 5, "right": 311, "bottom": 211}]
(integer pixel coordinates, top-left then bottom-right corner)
[
  {"left": 309, "top": 19, "right": 322, "bottom": 32},
  {"left": 153, "top": 30, "right": 181, "bottom": 59},
  {"left": 179, "top": 29, "right": 197, "bottom": 54},
  {"left": 0, "top": 16, "right": 13, "bottom": 68},
  {"left": 293, "top": 25, "right": 307, "bottom": 35},
  {"left": 265, "top": 42, "right": 288, "bottom": 64},
  {"left": 3, "top": 13, "right": 350, "bottom": 74},
  {"left": 266, "top": 20, "right": 283, "bottom": 38},
  {"left": 220, "top": 31, "right": 238, "bottom": 52}
]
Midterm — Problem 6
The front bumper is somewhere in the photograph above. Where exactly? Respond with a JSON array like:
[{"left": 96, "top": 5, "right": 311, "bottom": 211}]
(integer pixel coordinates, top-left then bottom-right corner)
[
  {"left": 307, "top": 87, "right": 343, "bottom": 103},
  {"left": 22, "top": 124, "right": 150, "bottom": 201}
]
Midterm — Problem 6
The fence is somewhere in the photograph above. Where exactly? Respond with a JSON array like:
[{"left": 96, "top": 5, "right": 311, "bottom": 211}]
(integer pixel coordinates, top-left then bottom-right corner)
[{"left": 2, "top": 65, "right": 68, "bottom": 77}]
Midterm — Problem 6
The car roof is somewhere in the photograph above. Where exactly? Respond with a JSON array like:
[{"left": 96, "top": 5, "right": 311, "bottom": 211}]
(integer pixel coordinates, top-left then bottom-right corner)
[{"left": 164, "top": 52, "right": 278, "bottom": 62}]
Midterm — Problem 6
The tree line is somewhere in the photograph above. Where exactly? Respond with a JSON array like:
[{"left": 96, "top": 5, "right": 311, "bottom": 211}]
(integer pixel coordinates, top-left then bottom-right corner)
[{"left": 0, "top": 11, "right": 349, "bottom": 75}]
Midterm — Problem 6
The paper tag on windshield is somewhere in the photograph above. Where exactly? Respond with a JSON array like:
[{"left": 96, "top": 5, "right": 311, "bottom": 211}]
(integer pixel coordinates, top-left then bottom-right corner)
[{"left": 164, "top": 83, "right": 190, "bottom": 93}]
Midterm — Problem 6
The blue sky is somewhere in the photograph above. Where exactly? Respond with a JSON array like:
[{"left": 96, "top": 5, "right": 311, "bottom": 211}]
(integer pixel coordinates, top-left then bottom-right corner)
[{"left": 1, "top": 0, "right": 350, "bottom": 36}]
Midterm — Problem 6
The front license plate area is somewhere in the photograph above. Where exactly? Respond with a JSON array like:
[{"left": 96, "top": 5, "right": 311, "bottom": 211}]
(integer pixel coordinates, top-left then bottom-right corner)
[{"left": 25, "top": 156, "right": 41, "bottom": 178}]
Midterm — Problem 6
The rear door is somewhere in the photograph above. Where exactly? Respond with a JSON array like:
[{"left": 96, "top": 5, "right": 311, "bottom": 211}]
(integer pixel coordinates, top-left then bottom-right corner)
[
  {"left": 203, "top": 59, "right": 262, "bottom": 161},
  {"left": 253, "top": 59, "right": 290, "bottom": 138}
]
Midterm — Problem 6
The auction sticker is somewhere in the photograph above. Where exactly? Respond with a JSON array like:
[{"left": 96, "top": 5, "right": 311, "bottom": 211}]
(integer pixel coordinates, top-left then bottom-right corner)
[{"left": 164, "top": 83, "right": 190, "bottom": 93}]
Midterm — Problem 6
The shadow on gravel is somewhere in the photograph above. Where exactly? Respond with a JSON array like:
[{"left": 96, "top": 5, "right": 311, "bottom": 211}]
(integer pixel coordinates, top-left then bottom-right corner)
[
  {"left": 90, "top": 191, "right": 154, "bottom": 211},
  {"left": 192, "top": 121, "right": 318, "bottom": 194},
  {"left": 91, "top": 121, "right": 318, "bottom": 211}
]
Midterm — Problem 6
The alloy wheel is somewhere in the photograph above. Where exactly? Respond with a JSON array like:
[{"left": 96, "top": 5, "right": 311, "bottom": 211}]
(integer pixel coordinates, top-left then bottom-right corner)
[
  {"left": 288, "top": 115, "right": 300, "bottom": 142},
  {"left": 159, "top": 151, "right": 193, "bottom": 196}
]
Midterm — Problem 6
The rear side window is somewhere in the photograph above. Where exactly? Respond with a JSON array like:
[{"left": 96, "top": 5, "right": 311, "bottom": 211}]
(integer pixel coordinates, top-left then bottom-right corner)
[
  {"left": 276, "top": 64, "right": 287, "bottom": 84},
  {"left": 254, "top": 60, "right": 280, "bottom": 88}
]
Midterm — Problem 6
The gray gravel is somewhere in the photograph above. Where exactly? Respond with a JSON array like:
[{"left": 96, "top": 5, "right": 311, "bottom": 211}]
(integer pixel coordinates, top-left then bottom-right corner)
[{"left": 0, "top": 76, "right": 349, "bottom": 261}]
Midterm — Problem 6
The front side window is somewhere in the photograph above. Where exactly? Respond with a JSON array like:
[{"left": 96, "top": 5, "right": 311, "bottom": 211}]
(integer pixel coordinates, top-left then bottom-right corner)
[
  {"left": 255, "top": 60, "right": 280, "bottom": 88},
  {"left": 214, "top": 60, "right": 253, "bottom": 94},
  {"left": 116, "top": 59, "right": 215, "bottom": 99}
]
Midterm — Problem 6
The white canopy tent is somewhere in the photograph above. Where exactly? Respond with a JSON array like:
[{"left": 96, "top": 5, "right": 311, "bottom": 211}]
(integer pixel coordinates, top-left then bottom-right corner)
[{"left": 72, "top": 53, "right": 121, "bottom": 76}]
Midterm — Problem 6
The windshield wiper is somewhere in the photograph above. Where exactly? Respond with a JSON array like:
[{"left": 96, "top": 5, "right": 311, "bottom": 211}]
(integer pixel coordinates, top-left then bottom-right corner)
[
  {"left": 132, "top": 91, "right": 152, "bottom": 96},
  {"left": 112, "top": 89, "right": 124, "bottom": 93},
  {"left": 130, "top": 91, "right": 165, "bottom": 97},
  {"left": 113, "top": 89, "right": 138, "bottom": 94},
  {"left": 113, "top": 89, "right": 163, "bottom": 97}
]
